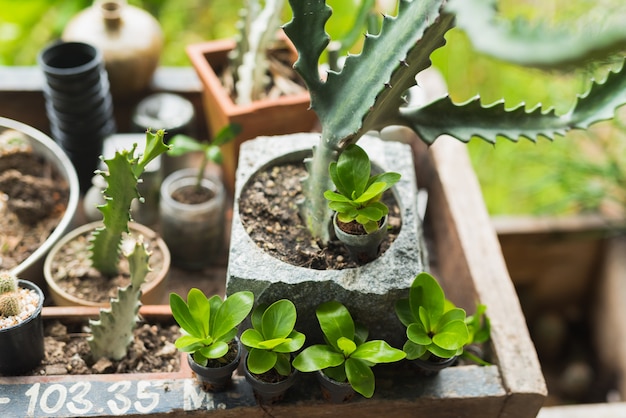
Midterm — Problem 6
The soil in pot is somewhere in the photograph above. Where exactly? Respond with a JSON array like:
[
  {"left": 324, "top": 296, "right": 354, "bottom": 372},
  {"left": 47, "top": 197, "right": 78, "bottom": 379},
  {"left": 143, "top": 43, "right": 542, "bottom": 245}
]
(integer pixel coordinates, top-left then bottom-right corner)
[
  {"left": 238, "top": 162, "right": 401, "bottom": 270},
  {"left": 8, "top": 318, "right": 181, "bottom": 377},
  {"left": 171, "top": 184, "right": 215, "bottom": 204},
  {"left": 46, "top": 227, "right": 167, "bottom": 304},
  {"left": 0, "top": 133, "right": 69, "bottom": 271}
]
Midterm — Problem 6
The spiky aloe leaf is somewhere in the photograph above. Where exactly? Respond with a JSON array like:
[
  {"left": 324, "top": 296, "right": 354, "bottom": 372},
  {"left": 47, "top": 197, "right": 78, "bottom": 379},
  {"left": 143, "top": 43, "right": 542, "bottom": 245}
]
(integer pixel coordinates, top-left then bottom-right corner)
[
  {"left": 448, "top": 0, "right": 626, "bottom": 68},
  {"left": 89, "top": 129, "right": 169, "bottom": 276},
  {"left": 400, "top": 61, "right": 626, "bottom": 144},
  {"left": 285, "top": 0, "right": 453, "bottom": 243},
  {"left": 88, "top": 240, "right": 150, "bottom": 361}
]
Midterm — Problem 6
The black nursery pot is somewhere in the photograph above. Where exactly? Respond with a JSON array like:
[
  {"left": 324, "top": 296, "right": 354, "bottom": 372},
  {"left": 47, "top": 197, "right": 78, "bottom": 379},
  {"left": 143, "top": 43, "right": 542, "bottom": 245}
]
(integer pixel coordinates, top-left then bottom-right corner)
[
  {"left": 243, "top": 357, "right": 299, "bottom": 405},
  {"left": 316, "top": 370, "right": 355, "bottom": 403},
  {"left": 412, "top": 355, "right": 457, "bottom": 377},
  {"left": 0, "top": 280, "right": 45, "bottom": 375},
  {"left": 333, "top": 213, "right": 388, "bottom": 264},
  {"left": 187, "top": 338, "right": 242, "bottom": 392}
]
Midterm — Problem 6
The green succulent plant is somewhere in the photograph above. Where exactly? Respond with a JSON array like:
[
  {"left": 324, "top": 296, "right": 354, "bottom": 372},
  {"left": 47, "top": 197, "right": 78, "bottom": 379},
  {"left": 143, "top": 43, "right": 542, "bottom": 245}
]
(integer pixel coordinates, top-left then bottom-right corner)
[
  {"left": 283, "top": 0, "right": 626, "bottom": 244},
  {"left": 395, "top": 272, "right": 471, "bottom": 360},
  {"left": 241, "top": 299, "right": 305, "bottom": 376},
  {"left": 324, "top": 143, "right": 400, "bottom": 234},
  {"left": 167, "top": 123, "right": 241, "bottom": 189},
  {"left": 89, "top": 129, "right": 170, "bottom": 276},
  {"left": 169, "top": 288, "right": 254, "bottom": 367},
  {"left": 292, "top": 300, "right": 406, "bottom": 398}
]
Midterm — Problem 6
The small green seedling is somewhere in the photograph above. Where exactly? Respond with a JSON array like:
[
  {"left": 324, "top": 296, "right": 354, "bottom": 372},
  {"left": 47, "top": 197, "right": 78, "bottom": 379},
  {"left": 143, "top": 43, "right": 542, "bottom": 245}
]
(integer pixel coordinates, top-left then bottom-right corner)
[
  {"left": 324, "top": 144, "right": 400, "bottom": 233},
  {"left": 167, "top": 124, "right": 241, "bottom": 189},
  {"left": 395, "top": 272, "right": 470, "bottom": 360},
  {"left": 169, "top": 288, "right": 254, "bottom": 366},
  {"left": 241, "top": 299, "right": 306, "bottom": 376},
  {"left": 293, "top": 300, "right": 405, "bottom": 398}
]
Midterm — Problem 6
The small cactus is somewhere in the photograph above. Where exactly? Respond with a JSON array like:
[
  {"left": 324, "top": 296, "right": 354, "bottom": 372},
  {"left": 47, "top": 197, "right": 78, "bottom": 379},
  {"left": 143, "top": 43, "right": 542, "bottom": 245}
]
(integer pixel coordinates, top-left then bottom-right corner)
[
  {"left": 0, "top": 293, "right": 20, "bottom": 317},
  {"left": 0, "top": 271, "right": 18, "bottom": 294}
]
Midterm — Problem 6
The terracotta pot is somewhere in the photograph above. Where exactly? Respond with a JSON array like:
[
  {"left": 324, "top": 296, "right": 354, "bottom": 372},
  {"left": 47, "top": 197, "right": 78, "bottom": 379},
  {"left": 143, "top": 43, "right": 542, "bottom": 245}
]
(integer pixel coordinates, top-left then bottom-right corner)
[
  {"left": 186, "top": 37, "right": 317, "bottom": 193},
  {"left": 3, "top": 117, "right": 80, "bottom": 288},
  {"left": 333, "top": 213, "right": 388, "bottom": 264},
  {"left": 159, "top": 168, "right": 226, "bottom": 269},
  {"left": 43, "top": 221, "right": 170, "bottom": 307},
  {"left": 0, "top": 280, "right": 45, "bottom": 375},
  {"left": 187, "top": 338, "right": 241, "bottom": 392}
]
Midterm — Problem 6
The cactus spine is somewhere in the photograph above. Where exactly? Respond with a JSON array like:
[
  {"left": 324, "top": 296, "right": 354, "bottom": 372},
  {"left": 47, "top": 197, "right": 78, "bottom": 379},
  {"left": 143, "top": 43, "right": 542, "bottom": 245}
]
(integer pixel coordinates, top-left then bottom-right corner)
[
  {"left": 0, "top": 271, "right": 18, "bottom": 294},
  {"left": 0, "top": 294, "right": 20, "bottom": 317}
]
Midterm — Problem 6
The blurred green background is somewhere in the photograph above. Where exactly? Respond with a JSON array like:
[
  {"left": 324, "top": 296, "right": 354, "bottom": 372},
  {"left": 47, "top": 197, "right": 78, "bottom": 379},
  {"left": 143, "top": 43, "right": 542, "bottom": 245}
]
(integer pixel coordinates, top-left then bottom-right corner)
[{"left": 1, "top": 0, "right": 625, "bottom": 217}]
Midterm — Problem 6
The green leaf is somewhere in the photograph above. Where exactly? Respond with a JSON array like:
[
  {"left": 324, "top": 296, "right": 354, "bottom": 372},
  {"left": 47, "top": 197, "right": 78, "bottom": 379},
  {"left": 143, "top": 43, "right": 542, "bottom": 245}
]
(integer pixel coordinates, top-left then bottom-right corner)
[
  {"left": 324, "top": 190, "right": 351, "bottom": 203},
  {"left": 395, "top": 298, "right": 415, "bottom": 327},
  {"left": 251, "top": 303, "right": 268, "bottom": 333},
  {"left": 167, "top": 134, "right": 205, "bottom": 156},
  {"left": 410, "top": 273, "right": 445, "bottom": 328},
  {"left": 428, "top": 344, "right": 459, "bottom": 359},
  {"left": 403, "top": 340, "right": 427, "bottom": 360},
  {"left": 435, "top": 308, "right": 467, "bottom": 332},
  {"left": 262, "top": 299, "right": 297, "bottom": 340},
  {"left": 354, "top": 181, "right": 386, "bottom": 203},
  {"left": 337, "top": 337, "right": 357, "bottom": 358},
  {"left": 356, "top": 205, "right": 384, "bottom": 222},
  {"left": 293, "top": 345, "right": 345, "bottom": 372},
  {"left": 324, "top": 365, "right": 347, "bottom": 383},
  {"left": 199, "top": 341, "right": 229, "bottom": 359},
  {"left": 247, "top": 348, "right": 277, "bottom": 374},
  {"left": 240, "top": 328, "right": 265, "bottom": 349},
  {"left": 345, "top": 358, "right": 375, "bottom": 398},
  {"left": 174, "top": 335, "right": 204, "bottom": 352},
  {"left": 258, "top": 337, "right": 291, "bottom": 350},
  {"left": 187, "top": 288, "right": 211, "bottom": 338},
  {"left": 316, "top": 301, "right": 355, "bottom": 352},
  {"left": 274, "top": 330, "right": 306, "bottom": 353},
  {"left": 212, "top": 123, "right": 241, "bottom": 147},
  {"left": 351, "top": 340, "right": 406, "bottom": 364},
  {"left": 169, "top": 293, "right": 199, "bottom": 337},
  {"left": 406, "top": 322, "right": 432, "bottom": 346},
  {"left": 274, "top": 353, "right": 292, "bottom": 376},
  {"left": 433, "top": 320, "right": 470, "bottom": 350},
  {"left": 211, "top": 291, "right": 254, "bottom": 341},
  {"left": 368, "top": 172, "right": 401, "bottom": 191},
  {"left": 336, "top": 144, "right": 370, "bottom": 198}
]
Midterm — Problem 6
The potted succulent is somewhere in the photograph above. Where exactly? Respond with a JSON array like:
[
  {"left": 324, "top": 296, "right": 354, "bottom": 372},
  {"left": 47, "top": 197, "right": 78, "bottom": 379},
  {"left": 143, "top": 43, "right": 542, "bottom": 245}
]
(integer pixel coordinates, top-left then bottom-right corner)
[
  {"left": 292, "top": 300, "right": 406, "bottom": 401},
  {"left": 0, "top": 117, "right": 79, "bottom": 288},
  {"left": 394, "top": 272, "right": 471, "bottom": 375},
  {"left": 169, "top": 288, "right": 254, "bottom": 391},
  {"left": 324, "top": 143, "right": 401, "bottom": 263},
  {"left": 186, "top": 0, "right": 317, "bottom": 191},
  {"left": 43, "top": 129, "right": 171, "bottom": 307},
  {"left": 160, "top": 124, "right": 240, "bottom": 269},
  {"left": 240, "top": 299, "right": 305, "bottom": 403},
  {"left": 0, "top": 271, "right": 45, "bottom": 375}
]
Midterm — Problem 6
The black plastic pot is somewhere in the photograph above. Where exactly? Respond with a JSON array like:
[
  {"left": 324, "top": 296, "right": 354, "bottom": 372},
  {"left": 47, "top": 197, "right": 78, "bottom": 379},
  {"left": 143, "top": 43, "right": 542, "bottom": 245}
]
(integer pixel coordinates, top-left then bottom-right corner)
[
  {"left": 187, "top": 338, "right": 241, "bottom": 392},
  {"left": 0, "top": 280, "right": 45, "bottom": 375},
  {"left": 411, "top": 355, "right": 457, "bottom": 377},
  {"left": 243, "top": 358, "right": 299, "bottom": 404},
  {"left": 333, "top": 213, "right": 388, "bottom": 264},
  {"left": 38, "top": 41, "right": 116, "bottom": 192},
  {"left": 316, "top": 370, "right": 355, "bottom": 403}
]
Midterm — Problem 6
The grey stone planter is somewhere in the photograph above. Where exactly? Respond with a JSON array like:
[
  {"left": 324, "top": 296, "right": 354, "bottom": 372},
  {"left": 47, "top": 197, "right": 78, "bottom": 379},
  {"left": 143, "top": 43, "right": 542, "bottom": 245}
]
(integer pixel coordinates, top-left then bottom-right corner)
[{"left": 226, "top": 133, "right": 426, "bottom": 347}]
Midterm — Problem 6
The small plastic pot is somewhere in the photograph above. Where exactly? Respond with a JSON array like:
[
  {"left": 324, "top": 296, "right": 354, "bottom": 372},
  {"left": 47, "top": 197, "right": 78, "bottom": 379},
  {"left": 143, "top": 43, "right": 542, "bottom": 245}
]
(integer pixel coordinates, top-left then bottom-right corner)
[
  {"left": 333, "top": 213, "right": 388, "bottom": 264},
  {"left": 243, "top": 356, "right": 299, "bottom": 404},
  {"left": 411, "top": 355, "right": 457, "bottom": 377},
  {"left": 187, "top": 338, "right": 241, "bottom": 392},
  {"left": 316, "top": 370, "right": 355, "bottom": 403},
  {"left": 0, "top": 280, "right": 45, "bottom": 375}
]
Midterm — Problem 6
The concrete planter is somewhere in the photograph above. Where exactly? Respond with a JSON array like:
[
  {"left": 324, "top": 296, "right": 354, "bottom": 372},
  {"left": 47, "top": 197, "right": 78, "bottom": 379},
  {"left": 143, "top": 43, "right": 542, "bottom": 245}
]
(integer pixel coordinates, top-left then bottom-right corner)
[{"left": 223, "top": 132, "right": 547, "bottom": 417}]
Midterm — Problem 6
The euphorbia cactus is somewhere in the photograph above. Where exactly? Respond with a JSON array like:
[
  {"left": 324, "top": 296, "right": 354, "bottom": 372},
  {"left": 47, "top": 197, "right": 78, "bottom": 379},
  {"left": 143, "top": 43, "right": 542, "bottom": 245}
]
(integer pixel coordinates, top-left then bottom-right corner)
[
  {"left": 283, "top": 0, "right": 626, "bottom": 244},
  {"left": 89, "top": 129, "right": 170, "bottom": 276}
]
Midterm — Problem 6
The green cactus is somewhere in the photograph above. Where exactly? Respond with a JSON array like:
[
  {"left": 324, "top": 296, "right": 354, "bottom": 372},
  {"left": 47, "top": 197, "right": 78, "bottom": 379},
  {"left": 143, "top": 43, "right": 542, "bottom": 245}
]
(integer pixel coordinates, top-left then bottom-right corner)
[
  {"left": 88, "top": 129, "right": 170, "bottom": 276},
  {"left": 283, "top": 0, "right": 626, "bottom": 244},
  {"left": 88, "top": 239, "right": 151, "bottom": 361},
  {"left": 0, "top": 293, "right": 20, "bottom": 317},
  {"left": 230, "top": 0, "right": 286, "bottom": 105},
  {"left": 0, "top": 271, "right": 18, "bottom": 294}
]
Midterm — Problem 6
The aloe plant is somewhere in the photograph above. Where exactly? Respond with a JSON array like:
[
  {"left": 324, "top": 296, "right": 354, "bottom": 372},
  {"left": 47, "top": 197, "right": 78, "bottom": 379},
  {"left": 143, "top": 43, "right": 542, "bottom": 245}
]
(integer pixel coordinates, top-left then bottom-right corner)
[
  {"left": 89, "top": 129, "right": 170, "bottom": 276},
  {"left": 283, "top": 0, "right": 626, "bottom": 244}
]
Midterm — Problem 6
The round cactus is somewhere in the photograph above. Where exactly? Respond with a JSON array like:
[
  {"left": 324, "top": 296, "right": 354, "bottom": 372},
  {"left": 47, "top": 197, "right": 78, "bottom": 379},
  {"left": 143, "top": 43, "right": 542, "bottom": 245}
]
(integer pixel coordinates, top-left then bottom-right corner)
[
  {"left": 0, "top": 271, "right": 18, "bottom": 294},
  {"left": 0, "top": 293, "right": 20, "bottom": 317}
]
